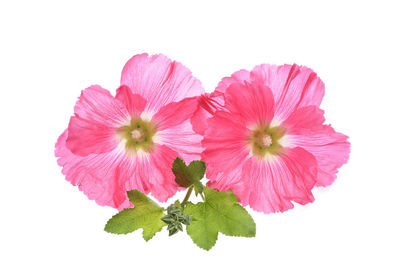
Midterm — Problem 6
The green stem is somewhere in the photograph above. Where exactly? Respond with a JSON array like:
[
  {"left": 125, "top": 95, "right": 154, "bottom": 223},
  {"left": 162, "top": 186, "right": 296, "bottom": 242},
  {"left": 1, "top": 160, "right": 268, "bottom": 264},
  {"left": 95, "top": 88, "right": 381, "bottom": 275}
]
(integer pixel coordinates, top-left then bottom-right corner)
[{"left": 181, "top": 186, "right": 194, "bottom": 207}]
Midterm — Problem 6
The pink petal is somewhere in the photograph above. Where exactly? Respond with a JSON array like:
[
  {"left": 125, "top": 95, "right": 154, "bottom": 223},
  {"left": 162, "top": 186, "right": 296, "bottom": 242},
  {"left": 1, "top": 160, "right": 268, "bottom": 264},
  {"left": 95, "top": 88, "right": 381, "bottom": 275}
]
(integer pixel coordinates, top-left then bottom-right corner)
[
  {"left": 116, "top": 145, "right": 181, "bottom": 202},
  {"left": 191, "top": 92, "right": 225, "bottom": 135},
  {"left": 115, "top": 85, "right": 147, "bottom": 117},
  {"left": 55, "top": 130, "right": 132, "bottom": 210},
  {"left": 191, "top": 103, "right": 209, "bottom": 135},
  {"left": 152, "top": 97, "right": 198, "bottom": 131},
  {"left": 215, "top": 69, "right": 251, "bottom": 93},
  {"left": 120, "top": 53, "right": 204, "bottom": 114},
  {"left": 157, "top": 119, "right": 203, "bottom": 164},
  {"left": 283, "top": 106, "right": 350, "bottom": 187},
  {"left": 151, "top": 97, "right": 203, "bottom": 164},
  {"left": 66, "top": 85, "right": 129, "bottom": 156},
  {"left": 282, "top": 105, "right": 325, "bottom": 131},
  {"left": 224, "top": 81, "right": 275, "bottom": 126},
  {"left": 207, "top": 166, "right": 244, "bottom": 193},
  {"left": 251, "top": 64, "right": 325, "bottom": 121},
  {"left": 238, "top": 147, "right": 318, "bottom": 214},
  {"left": 214, "top": 64, "right": 325, "bottom": 122},
  {"left": 202, "top": 111, "right": 250, "bottom": 176}
]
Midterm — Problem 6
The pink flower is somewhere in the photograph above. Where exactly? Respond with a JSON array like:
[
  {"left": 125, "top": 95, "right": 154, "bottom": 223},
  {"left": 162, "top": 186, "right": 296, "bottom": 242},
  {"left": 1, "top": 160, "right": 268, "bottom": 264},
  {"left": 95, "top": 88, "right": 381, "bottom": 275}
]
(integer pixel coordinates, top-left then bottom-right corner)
[
  {"left": 197, "top": 64, "right": 350, "bottom": 214},
  {"left": 55, "top": 54, "right": 204, "bottom": 210}
]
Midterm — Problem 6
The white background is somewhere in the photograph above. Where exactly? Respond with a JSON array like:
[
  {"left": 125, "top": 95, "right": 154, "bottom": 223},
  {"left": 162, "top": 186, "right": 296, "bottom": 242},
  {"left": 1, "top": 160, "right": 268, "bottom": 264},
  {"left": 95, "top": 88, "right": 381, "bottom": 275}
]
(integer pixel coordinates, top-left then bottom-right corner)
[{"left": 1, "top": 0, "right": 399, "bottom": 275}]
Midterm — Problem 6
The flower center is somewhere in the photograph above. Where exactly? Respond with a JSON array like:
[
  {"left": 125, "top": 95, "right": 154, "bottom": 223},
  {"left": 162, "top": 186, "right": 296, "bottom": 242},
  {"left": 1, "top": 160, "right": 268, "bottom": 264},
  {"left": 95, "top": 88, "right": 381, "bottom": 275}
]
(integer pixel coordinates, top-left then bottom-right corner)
[
  {"left": 117, "top": 119, "right": 156, "bottom": 152},
  {"left": 249, "top": 125, "right": 286, "bottom": 158},
  {"left": 131, "top": 129, "right": 142, "bottom": 140},
  {"left": 261, "top": 134, "right": 272, "bottom": 147}
]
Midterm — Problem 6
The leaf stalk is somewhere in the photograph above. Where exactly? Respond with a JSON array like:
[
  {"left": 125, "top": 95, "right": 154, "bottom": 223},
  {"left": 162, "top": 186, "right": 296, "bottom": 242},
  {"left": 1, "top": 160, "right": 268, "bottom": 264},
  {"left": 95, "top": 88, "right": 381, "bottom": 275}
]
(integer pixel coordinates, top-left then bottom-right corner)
[{"left": 181, "top": 186, "right": 194, "bottom": 207}]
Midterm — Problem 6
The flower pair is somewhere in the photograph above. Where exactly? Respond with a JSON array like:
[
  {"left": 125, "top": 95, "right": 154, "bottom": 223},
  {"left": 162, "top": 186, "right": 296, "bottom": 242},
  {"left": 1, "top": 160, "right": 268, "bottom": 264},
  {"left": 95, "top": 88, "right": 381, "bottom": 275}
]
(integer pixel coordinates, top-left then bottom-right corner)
[{"left": 56, "top": 53, "right": 350, "bottom": 214}]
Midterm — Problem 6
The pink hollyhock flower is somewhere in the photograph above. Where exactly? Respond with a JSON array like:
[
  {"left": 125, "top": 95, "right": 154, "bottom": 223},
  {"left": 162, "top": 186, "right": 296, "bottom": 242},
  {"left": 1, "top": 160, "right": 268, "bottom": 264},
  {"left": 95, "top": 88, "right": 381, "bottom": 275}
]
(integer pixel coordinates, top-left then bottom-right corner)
[
  {"left": 55, "top": 54, "right": 204, "bottom": 210},
  {"left": 196, "top": 64, "right": 350, "bottom": 214}
]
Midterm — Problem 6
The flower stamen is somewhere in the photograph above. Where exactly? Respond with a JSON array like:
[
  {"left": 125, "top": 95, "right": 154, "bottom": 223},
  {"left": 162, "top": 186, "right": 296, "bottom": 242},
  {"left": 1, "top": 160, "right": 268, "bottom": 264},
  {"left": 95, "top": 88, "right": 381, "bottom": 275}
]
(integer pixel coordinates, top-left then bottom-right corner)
[
  {"left": 131, "top": 129, "right": 142, "bottom": 140},
  {"left": 117, "top": 119, "right": 156, "bottom": 153},
  {"left": 261, "top": 134, "right": 272, "bottom": 147},
  {"left": 249, "top": 125, "right": 286, "bottom": 158}
]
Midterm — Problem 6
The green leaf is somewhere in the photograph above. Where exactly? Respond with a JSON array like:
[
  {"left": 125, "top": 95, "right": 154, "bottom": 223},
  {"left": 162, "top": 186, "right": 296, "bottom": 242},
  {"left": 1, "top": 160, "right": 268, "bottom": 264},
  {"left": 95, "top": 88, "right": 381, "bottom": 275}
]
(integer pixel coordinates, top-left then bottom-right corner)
[
  {"left": 193, "top": 180, "right": 204, "bottom": 196},
  {"left": 104, "top": 190, "right": 166, "bottom": 241},
  {"left": 172, "top": 158, "right": 192, "bottom": 188},
  {"left": 189, "top": 160, "right": 205, "bottom": 196},
  {"left": 172, "top": 158, "right": 205, "bottom": 191},
  {"left": 188, "top": 160, "right": 206, "bottom": 181},
  {"left": 184, "top": 187, "right": 256, "bottom": 250}
]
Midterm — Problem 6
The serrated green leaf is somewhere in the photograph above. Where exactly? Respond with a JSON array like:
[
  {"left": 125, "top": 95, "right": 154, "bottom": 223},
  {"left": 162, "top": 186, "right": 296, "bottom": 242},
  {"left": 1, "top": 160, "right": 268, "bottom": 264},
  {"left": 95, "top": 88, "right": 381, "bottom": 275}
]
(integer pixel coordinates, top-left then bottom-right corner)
[
  {"left": 193, "top": 180, "right": 204, "bottom": 196},
  {"left": 188, "top": 160, "right": 206, "bottom": 180},
  {"left": 104, "top": 190, "right": 166, "bottom": 241},
  {"left": 172, "top": 158, "right": 193, "bottom": 188},
  {"left": 172, "top": 158, "right": 206, "bottom": 191},
  {"left": 184, "top": 187, "right": 256, "bottom": 250}
]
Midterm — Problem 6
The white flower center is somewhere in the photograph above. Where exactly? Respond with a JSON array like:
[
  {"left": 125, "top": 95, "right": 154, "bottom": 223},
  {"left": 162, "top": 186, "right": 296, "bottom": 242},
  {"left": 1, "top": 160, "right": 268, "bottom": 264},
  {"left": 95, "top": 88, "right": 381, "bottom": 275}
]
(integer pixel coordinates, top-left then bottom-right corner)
[
  {"left": 261, "top": 134, "right": 272, "bottom": 147},
  {"left": 131, "top": 129, "right": 142, "bottom": 140}
]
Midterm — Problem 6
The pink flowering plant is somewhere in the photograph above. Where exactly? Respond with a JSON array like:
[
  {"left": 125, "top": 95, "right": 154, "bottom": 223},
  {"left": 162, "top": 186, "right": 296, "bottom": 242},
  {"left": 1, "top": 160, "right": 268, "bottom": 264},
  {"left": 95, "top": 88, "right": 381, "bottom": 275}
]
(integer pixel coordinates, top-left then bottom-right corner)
[{"left": 55, "top": 53, "right": 350, "bottom": 250}]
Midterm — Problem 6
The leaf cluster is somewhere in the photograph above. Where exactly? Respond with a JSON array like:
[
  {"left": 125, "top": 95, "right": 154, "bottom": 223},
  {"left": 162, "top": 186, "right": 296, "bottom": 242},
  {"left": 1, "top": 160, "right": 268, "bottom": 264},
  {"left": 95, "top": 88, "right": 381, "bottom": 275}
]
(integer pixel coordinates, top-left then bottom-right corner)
[{"left": 104, "top": 158, "right": 256, "bottom": 250}]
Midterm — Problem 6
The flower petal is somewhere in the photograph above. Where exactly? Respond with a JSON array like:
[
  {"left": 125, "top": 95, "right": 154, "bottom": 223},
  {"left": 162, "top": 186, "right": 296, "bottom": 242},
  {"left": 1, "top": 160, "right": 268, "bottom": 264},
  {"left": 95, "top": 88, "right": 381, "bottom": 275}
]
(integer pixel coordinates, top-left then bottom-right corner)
[
  {"left": 115, "top": 85, "right": 147, "bottom": 117},
  {"left": 157, "top": 119, "right": 203, "bottom": 164},
  {"left": 283, "top": 106, "right": 350, "bottom": 187},
  {"left": 214, "top": 64, "right": 325, "bottom": 122},
  {"left": 282, "top": 106, "right": 350, "bottom": 186},
  {"left": 116, "top": 145, "right": 181, "bottom": 202},
  {"left": 66, "top": 85, "right": 129, "bottom": 156},
  {"left": 251, "top": 64, "right": 325, "bottom": 121},
  {"left": 215, "top": 69, "right": 251, "bottom": 93},
  {"left": 202, "top": 111, "right": 250, "bottom": 176},
  {"left": 120, "top": 53, "right": 204, "bottom": 114},
  {"left": 150, "top": 97, "right": 203, "bottom": 164},
  {"left": 238, "top": 147, "right": 317, "bottom": 213},
  {"left": 152, "top": 97, "right": 198, "bottom": 130},
  {"left": 282, "top": 105, "right": 326, "bottom": 132},
  {"left": 191, "top": 92, "right": 225, "bottom": 135},
  {"left": 55, "top": 130, "right": 132, "bottom": 210},
  {"left": 224, "top": 81, "right": 275, "bottom": 126}
]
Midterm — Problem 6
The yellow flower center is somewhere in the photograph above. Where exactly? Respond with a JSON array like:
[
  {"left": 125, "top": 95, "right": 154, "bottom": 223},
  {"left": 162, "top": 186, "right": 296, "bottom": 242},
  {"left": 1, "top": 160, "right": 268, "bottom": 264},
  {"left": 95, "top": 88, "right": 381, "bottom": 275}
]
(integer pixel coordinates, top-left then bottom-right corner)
[
  {"left": 117, "top": 119, "right": 157, "bottom": 152},
  {"left": 249, "top": 125, "right": 286, "bottom": 158}
]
